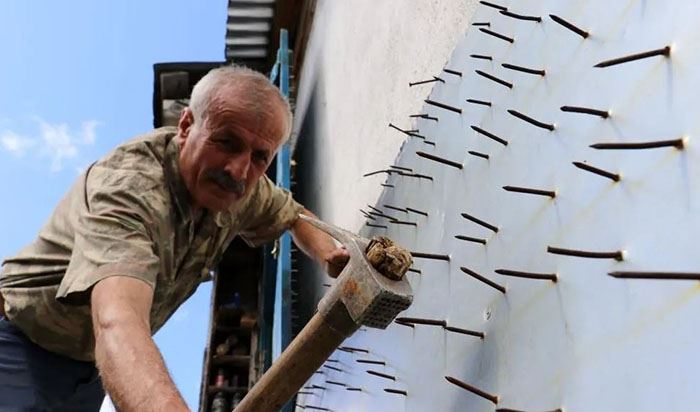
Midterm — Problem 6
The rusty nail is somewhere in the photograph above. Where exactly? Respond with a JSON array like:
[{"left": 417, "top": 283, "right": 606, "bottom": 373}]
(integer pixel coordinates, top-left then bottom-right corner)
[
  {"left": 495, "top": 269, "right": 557, "bottom": 282},
  {"left": 346, "top": 387, "right": 363, "bottom": 392},
  {"left": 547, "top": 246, "right": 624, "bottom": 261},
  {"left": 389, "top": 219, "right": 418, "bottom": 227},
  {"left": 411, "top": 252, "right": 451, "bottom": 261},
  {"left": 444, "top": 68, "right": 463, "bottom": 77},
  {"left": 395, "top": 317, "right": 447, "bottom": 327},
  {"left": 471, "top": 125, "right": 509, "bottom": 146},
  {"left": 357, "top": 359, "right": 386, "bottom": 366},
  {"left": 503, "top": 185, "right": 556, "bottom": 198},
  {"left": 455, "top": 235, "right": 487, "bottom": 245},
  {"left": 366, "top": 223, "right": 388, "bottom": 229},
  {"left": 590, "top": 138, "right": 684, "bottom": 150},
  {"left": 381, "top": 184, "right": 394, "bottom": 188},
  {"left": 609, "top": 271, "right": 700, "bottom": 280},
  {"left": 323, "top": 365, "right": 343, "bottom": 372},
  {"left": 468, "top": 150, "right": 490, "bottom": 160},
  {"left": 394, "top": 319, "right": 416, "bottom": 328},
  {"left": 304, "top": 406, "right": 331, "bottom": 411},
  {"left": 475, "top": 70, "right": 513, "bottom": 89},
  {"left": 470, "top": 54, "right": 493, "bottom": 61},
  {"left": 416, "top": 150, "right": 464, "bottom": 169},
  {"left": 297, "top": 391, "right": 315, "bottom": 395},
  {"left": 595, "top": 46, "right": 671, "bottom": 68},
  {"left": 499, "top": 10, "right": 541, "bottom": 22},
  {"left": 461, "top": 212, "right": 499, "bottom": 232},
  {"left": 390, "top": 165, "right": 413, "bottom": 172},
  {"left": 384, "top": 204, "right": 408, "bottom": 213},
  {"left": 508, "top": 109, "right": 555, "bottom": 131},
  {"left": 444, "top": 325, "right": 485, "bottom": 339},
  {"left": 367, "top": 370, "right": 397, "bottom": 381},
  {"left": 472, "top": 22, "right": 491, "bottom": 27},
  {"left": 325, "top": 380, "right": 347, "bottom": 387},
  {"left": 445, "top": 376, "right": 499, "bottom": 404},
  {"left": 467, "top": 98, "right": 492, "bottom": 107},
  {"left": 406, "top": 207, "right": 429, "bottom": 216},
  {"left": 384, "top": 389, "right": 408, "bottom": 396},
  {"left": 407, "top": 268, "right": 421, "bottom": 274},
  {"left": 460, "top": 266, "right": 507, "bottom": 294},
  {"left": 479, "top": 1, "right": 507, "bottom": 12},
  {"left": 560, "top": 105, "right": 609, "bottom": 118},
  {"left": 339, "top": 346, "right": 370, "bottom": 353},
  {"left": 479, "top": 28, "right": 515, "bottom": 43},
  {"left": 502, "top": 63, "right": 545, "bottom": 76},
  {"left": 410, "top": 113, "right": 439, "bottom": 121},
  {"left": 409, "top": 76, "right": 445, "bottom": 87},
  {"left": 549, "top": 14, "right": 589, "bottom": 39},
  {"left": 311, "top": 384, "right": 326, "bottom": 389},
  {"left": 572, "top": 161, "right": 620, "bottom": 182},
  {"left": 425, "top": 99, "right": 463, "bottom": 114}
]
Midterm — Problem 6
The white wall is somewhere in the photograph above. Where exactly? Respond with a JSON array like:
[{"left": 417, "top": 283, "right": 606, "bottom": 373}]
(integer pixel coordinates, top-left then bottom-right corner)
[{"left": 292, "top": 0, "right": 477, "bottom": 230}]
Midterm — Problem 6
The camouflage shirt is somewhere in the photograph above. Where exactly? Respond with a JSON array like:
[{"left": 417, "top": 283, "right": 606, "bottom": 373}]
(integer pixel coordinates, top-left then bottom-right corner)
[{"left": 0, "top": 127, "right": 303, "bottom": 361}]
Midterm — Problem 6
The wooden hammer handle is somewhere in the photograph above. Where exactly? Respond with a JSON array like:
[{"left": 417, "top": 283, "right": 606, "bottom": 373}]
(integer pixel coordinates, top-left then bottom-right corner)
[{"left": 234, "top": 303, "right": 358, "bottom": 412}]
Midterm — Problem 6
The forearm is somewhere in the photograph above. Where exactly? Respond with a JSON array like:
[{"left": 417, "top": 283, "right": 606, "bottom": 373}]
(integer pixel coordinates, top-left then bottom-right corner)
[
  {"left": 94, "top": 315, "right": 187, "bottom": 411},
  {"left": 290, "top": 208, "right": 339, "bottom": 265}
]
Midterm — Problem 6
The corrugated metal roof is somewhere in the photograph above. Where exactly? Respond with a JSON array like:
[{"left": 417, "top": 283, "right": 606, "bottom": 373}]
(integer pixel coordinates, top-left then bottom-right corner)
[{"left": 225, "top": 0, "right": 276, "bottom": 64}]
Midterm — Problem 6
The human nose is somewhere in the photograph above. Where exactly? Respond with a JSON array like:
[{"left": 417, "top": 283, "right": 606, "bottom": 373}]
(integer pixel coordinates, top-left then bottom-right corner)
[{"left": 225, "top": 151, "right": 251, "bottom": 181}]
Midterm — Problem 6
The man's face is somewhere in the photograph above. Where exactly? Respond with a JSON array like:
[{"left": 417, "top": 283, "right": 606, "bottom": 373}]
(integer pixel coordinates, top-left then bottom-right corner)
[{"left": 176, "top": 89, "right": 287, "bottom": 212}]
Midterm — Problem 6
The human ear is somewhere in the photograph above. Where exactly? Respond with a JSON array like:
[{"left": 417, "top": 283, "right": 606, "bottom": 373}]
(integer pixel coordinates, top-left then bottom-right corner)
[{"left": 177, "top": 107, "right": 194, "bottom": 139}]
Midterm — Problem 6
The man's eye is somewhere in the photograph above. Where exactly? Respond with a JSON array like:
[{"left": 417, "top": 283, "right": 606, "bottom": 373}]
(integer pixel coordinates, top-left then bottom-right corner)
[{"left": 253, "top": 152, "right": 269, "bottom": 163}]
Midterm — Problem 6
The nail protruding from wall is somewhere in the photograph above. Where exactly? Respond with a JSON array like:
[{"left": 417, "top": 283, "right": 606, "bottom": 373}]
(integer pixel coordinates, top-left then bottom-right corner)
[
  {"left": 384, "top": 389, "right": 408, "bottom": 396},
  {"left": 460, "top": 266, "right": 507, "bottom": 294},
  {"left": 406, "top": 207, "right": 429, "bottom": 216},
  {"left": 609, "top": 272, "right": 700, "bottom": 280},
  {"left": 472, "top": 22, "right": 491, "bottom": 27},
  {"left": 444, "top": 325, "right": 485, "bottom": 339},
  {"left": 425, "top": 99, "right": 463, "bottom": 114},
  {"left": 367, "top": 370, "right": 397, "bottom": 381},
  {"left": 547, "top": 246, "right": 624, "bottom": 261},
  {"left": 479, "top": 28, "right": 515, "bottom": 43},
  {"left": 416, "top": 150, "right": 464, "bottom": 169},
  {"left": 455, "top": 235, "right": 487, "bottom": 245},
  {"left": 409, "top": 76, "right": 445, "bottom": 87},
  {"left": 495, "top": 269, "right": 558, "bottom": 282},
  {"left": 323, "top": 365, "right": 343, "bottom": 373},
  {"left": 411, "top": 252, "right": 451, "bottom": 261},
  {"left": 507, "top": 109, "right": 555, "bottom": 130},
  {"left": 357, "top": 359, "right": 386, "bottom": 366},
  {"left": 395, "top": 317, "right": 447, "bottom": 327},
  {"left": 470, "top": 54, "right": 494, "bottom": 61},
  {"left": 595, "top": 46, "right": 671, "bottom": 68},
  {"left": 572, "top": 162, "right": 620, "bottom": 182},
  {"left": 467, "top": 98, "right": 492, "bottom": 107},
  {"left": 479, "top": 0, "right": 507, "bottom": 11},
  {"left": 461, "top": 212, "right": 499, "bottom": 232},
  {"left": 475, "top": 70, "right": 514, "bottom": 89},
  {"left": 444, "top": 68, "right": 463, "bottom": 77},
  {"left": 338, "top": 346, "right": 370, "bottom": 354},
  {"left": 590, "top": 138, "right": 685, "bottom": 150},
  {"left": 549, "top": 14, "right": 589, "bottom": 38},
  {"left": 445, "top": 376, "right": 499, "bottom": 404},
  {"left": 410, "top": 113, "right": 439, "bottom": 121},
  {"left": 502, "top": 63, "right": 545, "bottom": 76},
  {"left": 560, "top": 105, "right": 609, "bottom": 118},
  {"left": 496, "top": 409, "right": 563, "bottom": 412},
  {"left": 468, "top": 150, "right": 490, "bottom": 160},
  {"left": 503, "top": 185, "right": 556, "bottom": 198},
  {"left": 471, "top": 125, "right": 509, "bottom": 146},
  {"left": 326, "top": 380, "right": 347, "bottom": 387},
  {"left": 499, "top": 10, "right": 542, "bottom": 22}
]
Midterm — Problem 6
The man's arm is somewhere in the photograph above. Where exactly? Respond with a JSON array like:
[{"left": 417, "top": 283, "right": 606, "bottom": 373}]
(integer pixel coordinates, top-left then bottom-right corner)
[
  {"left": 290, "top": 209, "right": 349, "bottom": 278},
  {"left": 91, "top": 276, "right": 188, "bottom": 412}
]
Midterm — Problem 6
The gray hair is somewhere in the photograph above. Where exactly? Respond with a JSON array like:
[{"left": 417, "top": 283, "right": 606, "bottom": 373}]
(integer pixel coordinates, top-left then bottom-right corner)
[{"left": 189, "top": 65, "right": 293, "bottom": 139}]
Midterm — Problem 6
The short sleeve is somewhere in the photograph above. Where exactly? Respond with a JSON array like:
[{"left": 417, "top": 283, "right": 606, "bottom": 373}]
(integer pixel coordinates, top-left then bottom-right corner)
[
  {"left": 56, "top": 165, "right": 164, "bottom": 305},
  {"left": 238, "top": 175, "right": 305, "bottom": 247}
]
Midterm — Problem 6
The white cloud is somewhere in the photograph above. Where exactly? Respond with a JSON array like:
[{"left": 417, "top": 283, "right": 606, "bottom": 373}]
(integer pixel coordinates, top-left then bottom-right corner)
[
  {"left": 0, "top": 130, "right": 35, "bottom": 156},
  {"left": 0, "top": 117, "right": 101, "bottom": 172},
  {"left": 81, "top": 120, "right": 100, "bottom": 145}
]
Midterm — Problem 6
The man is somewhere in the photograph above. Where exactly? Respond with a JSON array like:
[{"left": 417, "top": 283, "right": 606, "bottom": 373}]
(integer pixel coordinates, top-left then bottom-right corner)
[{"left": 0, "top": 66, "right": 348, "bottom": 411}]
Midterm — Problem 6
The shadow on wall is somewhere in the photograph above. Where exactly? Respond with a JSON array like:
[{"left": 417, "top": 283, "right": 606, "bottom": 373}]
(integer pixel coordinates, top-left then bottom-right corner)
[{"left": 292, "top": 76, "right": 332, "bottom": 326}]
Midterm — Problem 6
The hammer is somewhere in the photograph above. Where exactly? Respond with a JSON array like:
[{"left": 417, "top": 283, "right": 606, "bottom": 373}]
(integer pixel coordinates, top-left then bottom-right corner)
[{"left": 233, "top": 214, "right": 413, "bottom": 412}]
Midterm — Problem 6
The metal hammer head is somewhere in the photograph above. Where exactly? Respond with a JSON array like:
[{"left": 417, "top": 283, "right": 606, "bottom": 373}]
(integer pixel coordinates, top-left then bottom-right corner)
[{"left": 298, "top": 214, "right": 413, "bottom": 329}]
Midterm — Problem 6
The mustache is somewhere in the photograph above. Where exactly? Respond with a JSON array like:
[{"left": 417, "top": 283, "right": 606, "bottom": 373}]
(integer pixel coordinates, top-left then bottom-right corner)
[{"left": 207, "top": 170, "right": 246, "bottom": 195}]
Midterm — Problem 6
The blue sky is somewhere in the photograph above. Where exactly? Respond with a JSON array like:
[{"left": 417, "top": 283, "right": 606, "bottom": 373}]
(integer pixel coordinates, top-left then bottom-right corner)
[{"left": 0, "top": 1, "right": 227, "bottom": 408}]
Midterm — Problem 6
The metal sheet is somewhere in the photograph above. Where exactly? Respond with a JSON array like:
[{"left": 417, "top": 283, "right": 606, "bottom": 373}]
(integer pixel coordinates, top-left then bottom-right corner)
[{"left": 297, "top": 1, "right": 700, "bottom": 411}]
